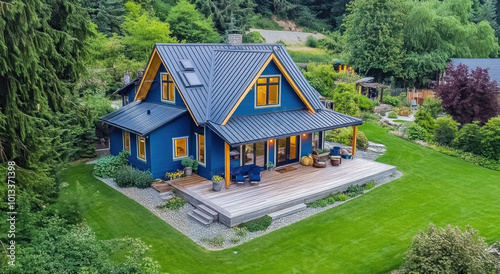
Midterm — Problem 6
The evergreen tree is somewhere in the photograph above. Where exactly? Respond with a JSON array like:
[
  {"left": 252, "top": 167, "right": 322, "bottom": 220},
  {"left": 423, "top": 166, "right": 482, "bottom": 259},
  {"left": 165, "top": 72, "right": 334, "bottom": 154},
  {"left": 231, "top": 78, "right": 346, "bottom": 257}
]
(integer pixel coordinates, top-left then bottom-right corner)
[
  {"left": 94, "top": 0, "right": 126, "bottom": 36},
  {"left": 343, "top": 0, "right": 405, "bottom": 81},
  {"left": 166, "top": 0, "right": 220, "bottom": 43},
  {"left": 472, "top": 0, "right": 500, "bottom": 38},
  {"left": 195, "top": 0, "right": 257, "bottom": 32}
]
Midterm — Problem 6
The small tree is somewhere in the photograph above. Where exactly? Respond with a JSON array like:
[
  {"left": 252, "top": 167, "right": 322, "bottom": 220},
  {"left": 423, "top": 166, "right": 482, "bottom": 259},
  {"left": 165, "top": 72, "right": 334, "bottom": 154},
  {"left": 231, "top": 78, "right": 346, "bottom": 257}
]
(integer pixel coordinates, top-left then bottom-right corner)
[
  {"left": 400, "top": 223, "right": 499, "bottom": 273},
  {"left": 421, "top": 96, "right": 443, "bottom": 119},
  {"left": 433, "top": 116, "right": 459, "bottom": 146},
  {"left": 480, "top": 116, "right": 500, "bottom": 160},
  {"left": 435, "top": 64, "right": 500, "bottom": 125},
  {"left": 454, "top": 121, "right": 482, "bottom": 155},
  {"left": 414, "top": 109, "right": 435, "bottom": 133}
]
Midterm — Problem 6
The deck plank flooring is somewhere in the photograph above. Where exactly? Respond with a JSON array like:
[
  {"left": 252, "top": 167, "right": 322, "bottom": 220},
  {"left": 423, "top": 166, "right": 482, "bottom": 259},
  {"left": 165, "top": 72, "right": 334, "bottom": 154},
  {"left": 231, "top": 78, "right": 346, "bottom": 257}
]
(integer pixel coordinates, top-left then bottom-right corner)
[{"left": 173, "top": 158, "right": 396, "bottom": 226}]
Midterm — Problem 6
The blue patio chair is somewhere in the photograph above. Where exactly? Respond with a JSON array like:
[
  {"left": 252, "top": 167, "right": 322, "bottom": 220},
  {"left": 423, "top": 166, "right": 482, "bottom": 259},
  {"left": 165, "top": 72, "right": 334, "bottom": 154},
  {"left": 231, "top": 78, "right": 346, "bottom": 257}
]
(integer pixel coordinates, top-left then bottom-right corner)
[
  {"left": 231, "top": 167, "right": 246, "bottom": 185},
  {"left": 330, "top": 146, "right": 341, "bottom": 156},
  {"left": 249, "top": 166, "right": 262, "bottom": 184}
]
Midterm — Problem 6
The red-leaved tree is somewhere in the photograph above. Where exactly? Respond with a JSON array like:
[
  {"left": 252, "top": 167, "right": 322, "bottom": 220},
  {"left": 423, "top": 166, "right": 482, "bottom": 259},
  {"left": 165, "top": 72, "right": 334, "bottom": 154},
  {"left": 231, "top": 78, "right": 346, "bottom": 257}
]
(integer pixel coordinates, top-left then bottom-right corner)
[{"left": 435, "top": 64, "right": 500, "bottom": 125}]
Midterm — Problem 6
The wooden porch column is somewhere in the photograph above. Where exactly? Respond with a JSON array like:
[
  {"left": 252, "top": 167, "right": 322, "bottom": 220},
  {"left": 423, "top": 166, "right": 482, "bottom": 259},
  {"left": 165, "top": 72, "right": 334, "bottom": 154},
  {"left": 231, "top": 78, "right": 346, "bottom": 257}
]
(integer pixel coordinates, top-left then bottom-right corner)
[
  {"left": 225, "top": 142, "right": 230, "bottom": 188},
  {"left": 352, "top": 126, "right": 358, "bottom": 156}
]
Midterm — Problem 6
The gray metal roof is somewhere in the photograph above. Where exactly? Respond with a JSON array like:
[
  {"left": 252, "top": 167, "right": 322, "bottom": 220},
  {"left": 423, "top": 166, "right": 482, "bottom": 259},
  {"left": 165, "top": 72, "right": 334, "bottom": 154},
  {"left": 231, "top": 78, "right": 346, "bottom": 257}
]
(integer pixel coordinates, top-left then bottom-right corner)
[
  {"left": 154, "top": 43, "right": 324, "bottom": 125},
  {"left": 100, "top": 101, "right": 187, "bottom": 136},
  {"left": 206, "top": 109, "right": 363, "bottom": 146},
  {"left": 451, "top": 58, "right": 500, "bottom": 87},
  {"left": 113, "top": 77, "right": 140, "bottom": 95}
]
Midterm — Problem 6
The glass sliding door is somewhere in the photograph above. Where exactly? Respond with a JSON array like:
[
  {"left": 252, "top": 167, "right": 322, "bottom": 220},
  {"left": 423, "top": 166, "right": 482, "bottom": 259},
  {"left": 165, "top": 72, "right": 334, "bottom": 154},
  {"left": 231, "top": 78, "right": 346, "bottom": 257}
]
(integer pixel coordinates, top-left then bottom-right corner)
[{"left": 242, "top": 142, "right": 267, "bottom": 167}]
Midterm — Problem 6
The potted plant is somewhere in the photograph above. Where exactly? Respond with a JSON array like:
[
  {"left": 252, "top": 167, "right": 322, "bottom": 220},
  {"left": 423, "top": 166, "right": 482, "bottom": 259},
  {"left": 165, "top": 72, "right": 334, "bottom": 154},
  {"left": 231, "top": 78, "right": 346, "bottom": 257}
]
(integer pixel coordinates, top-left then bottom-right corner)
[
  {"left": 265, "top": 161, "right": 275, "bottom": 171},
  {"left": 181, "top": 156, "right": 198, "bottom": 176},
  {"left": 212, "top": 175, "right": 224, "bottom": 192}
]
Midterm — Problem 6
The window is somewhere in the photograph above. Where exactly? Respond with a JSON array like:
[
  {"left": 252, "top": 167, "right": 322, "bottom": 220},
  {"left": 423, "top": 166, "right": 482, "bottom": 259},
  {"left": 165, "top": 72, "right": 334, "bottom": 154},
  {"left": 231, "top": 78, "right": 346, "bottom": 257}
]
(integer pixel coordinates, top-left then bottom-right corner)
[
  {"left": 197, "top": 134, "right": 205, "bottom": 165},
  {"left": 123, "top": 95, "right": 129, "bottom": 106},
  {"left": 173, "top": 137, "right": 188, "bottom": 159},
  {"left": 123, "top": 131, "right": 130, "bottom": 151},
  {"left": 242, "top": 142, "right": 266, "bottom": 166},
  {"left": 137, "top": 135, "right": 146, "bottom": 160},
  {"left": 161, "top": 73, "right": 175, "bottom": 102},
  {"left": 256, "top": 76, "right": 280, "bottom": 107}
]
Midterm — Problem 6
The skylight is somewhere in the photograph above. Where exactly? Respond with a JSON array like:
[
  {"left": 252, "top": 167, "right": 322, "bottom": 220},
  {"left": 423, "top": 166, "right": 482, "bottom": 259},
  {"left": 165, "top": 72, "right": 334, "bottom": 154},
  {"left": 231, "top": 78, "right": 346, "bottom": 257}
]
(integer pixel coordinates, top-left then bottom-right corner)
[
  {"left": 179, "top": 59, "right": 194, "bottom": 71},
  {"left": 180, "top": 72, "right": 202, "bottom": 87}
]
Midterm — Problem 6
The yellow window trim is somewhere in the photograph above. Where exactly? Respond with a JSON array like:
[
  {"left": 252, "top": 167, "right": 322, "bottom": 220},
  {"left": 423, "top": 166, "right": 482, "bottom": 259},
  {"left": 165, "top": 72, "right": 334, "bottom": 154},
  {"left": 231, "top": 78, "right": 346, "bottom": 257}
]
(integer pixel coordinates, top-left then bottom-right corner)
[
  {"left": 221, "top": 54, "right": 315, "bottom": 125},
  {"left": 137, "top": 135, "right": 146, "bottom": 161},
  {"left": 134, "top": 48, "right": 199, "bottom": 126}
]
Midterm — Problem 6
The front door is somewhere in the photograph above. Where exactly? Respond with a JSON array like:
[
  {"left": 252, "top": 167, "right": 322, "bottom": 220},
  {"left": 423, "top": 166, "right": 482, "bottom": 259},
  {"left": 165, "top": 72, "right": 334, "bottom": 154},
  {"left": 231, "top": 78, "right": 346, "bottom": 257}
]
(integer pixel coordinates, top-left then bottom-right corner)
[{"left": 276, "top": 136, "right": 299, "bottom": 166}]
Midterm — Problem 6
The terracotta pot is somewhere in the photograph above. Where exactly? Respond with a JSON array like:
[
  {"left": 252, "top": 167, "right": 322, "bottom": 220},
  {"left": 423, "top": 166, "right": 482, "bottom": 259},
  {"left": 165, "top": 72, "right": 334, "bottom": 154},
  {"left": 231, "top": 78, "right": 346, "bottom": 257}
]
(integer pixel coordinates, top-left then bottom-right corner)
[{"left": 330, "top": 156, "right": 341, "bottom": 166}]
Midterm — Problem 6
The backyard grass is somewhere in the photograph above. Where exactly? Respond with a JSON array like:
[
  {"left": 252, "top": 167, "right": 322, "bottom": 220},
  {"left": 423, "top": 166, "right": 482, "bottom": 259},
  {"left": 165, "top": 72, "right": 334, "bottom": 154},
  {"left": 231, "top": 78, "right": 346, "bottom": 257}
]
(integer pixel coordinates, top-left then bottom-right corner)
[
  {"left": 61, "top": 123, "right": 500, "bottom": 273},
  {"left": 287, "top": 46, "right": 336, "bottom": 63}
]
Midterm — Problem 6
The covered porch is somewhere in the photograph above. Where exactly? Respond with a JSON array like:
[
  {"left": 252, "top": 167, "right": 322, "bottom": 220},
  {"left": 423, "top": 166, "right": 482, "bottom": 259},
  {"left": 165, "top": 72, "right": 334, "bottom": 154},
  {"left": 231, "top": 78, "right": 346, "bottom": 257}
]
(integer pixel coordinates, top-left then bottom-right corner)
[{"left": 171, "top": 158, "right": 396, "bottom": 227}]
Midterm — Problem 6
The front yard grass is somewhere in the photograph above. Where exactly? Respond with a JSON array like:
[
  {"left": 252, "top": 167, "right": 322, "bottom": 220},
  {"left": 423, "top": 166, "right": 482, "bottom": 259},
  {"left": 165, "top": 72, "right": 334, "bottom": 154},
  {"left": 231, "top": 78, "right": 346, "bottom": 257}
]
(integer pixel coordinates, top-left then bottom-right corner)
[{"left": 60, "top": 123, "right": 500, "bottom": 273}]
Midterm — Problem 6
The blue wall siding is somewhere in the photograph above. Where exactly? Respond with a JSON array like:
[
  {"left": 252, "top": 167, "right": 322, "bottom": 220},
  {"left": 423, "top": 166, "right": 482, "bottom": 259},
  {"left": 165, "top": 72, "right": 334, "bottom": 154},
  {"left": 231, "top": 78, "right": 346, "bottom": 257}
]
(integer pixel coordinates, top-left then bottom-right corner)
[
  {"left": 144, "top": 63, "right": 187, "bottom": 108},
  {"left": 232, "top": 60, "right": 306, "bottom": 117},
  {"left": 110, "top": 127, "right": 123, "bottom": 156},
  {"left": 122, "top": 85, "right": 137, "bottom": 106},
  {"left": 149, "top": 114, "right": 193, "bottom": 178},
  {"left": 205, "top": 127, "right": 226, "bottom": 178},
  {"left": 300, "top": 133, "right": 313, "bottom": 158}
]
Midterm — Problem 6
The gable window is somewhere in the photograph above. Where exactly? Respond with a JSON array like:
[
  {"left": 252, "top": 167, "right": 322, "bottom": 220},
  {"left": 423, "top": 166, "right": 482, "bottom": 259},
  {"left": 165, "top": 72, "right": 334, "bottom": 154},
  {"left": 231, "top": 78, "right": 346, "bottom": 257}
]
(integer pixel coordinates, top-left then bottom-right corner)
[
  {"left": 173, "top": 137, "right": 188, "bottom": 160},
  {"left": 161, "top": 73, "right": 175, "bottom": 103},
  {"left": 137, "top": 135, "right": 146, "bottom": 161},
  {"left": 256, "top": 76, "right": 280, "bottom": 107},
  {"left": 123, "top": 131, "right": 130, "bottom": 151},
  {"left": 197, "top": 133, "right": 205, "bottom": 165},
  {"left": 123, "top": 95, "right": 129, "bottom": 106}
]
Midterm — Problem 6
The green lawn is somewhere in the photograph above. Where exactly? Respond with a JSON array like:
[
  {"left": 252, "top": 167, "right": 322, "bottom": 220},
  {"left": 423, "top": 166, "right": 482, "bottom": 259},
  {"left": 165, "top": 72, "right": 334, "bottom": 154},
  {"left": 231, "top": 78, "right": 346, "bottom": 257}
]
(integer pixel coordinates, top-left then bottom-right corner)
[{"left": 61, "top": 123, "right": 500, "bottom": 273}]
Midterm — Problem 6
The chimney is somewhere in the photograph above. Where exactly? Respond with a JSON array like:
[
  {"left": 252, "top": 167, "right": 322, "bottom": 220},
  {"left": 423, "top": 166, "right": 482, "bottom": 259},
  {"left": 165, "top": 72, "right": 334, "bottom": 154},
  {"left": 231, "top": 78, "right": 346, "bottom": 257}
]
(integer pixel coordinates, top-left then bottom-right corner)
[
  {"left": 227, "top": 30, "right": 243, "bottom": 44},
  {"left": 137, "top": 69, "right": 145, "bottom": 78},
  {"left": 123, "top": 72, "right": 131, "bottom": 85}
]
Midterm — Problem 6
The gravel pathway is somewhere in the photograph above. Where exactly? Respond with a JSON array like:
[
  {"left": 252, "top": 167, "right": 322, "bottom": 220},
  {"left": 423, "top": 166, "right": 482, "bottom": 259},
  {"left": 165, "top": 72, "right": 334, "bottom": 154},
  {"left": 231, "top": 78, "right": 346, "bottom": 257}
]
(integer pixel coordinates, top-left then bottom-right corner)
[{"left": 91, "top": 140, "right": 401, "bottom": 250}]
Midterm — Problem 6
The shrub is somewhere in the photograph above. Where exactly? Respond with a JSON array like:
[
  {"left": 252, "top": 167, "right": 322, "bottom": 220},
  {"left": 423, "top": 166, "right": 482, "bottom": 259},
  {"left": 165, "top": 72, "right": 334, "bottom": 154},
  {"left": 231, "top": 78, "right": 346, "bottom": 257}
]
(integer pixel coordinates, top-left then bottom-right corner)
[
  {"left": 358, "top": 112, "right": 380, "bottom": 123},
  {"left": 397, "top": 107, "right": 411, "bottom": 117},
  {"left": 400, "top": 223, "right": 499, "bottom": 274},
  {"left": 433, "top": 116, "right": 459, "bottom": 146},
  {"left": 383, "top": 95, "right": 399, "bottom": 107},
  {"left": 388, "top": 111, "right": 398, "bottom": 118},
  {"left": 421, "top": 96, "right": 443, "bottom": 118},
  {"left": 239, "top": 215, "right": 272, "bottom": 232},
  {"left": 181, "top": 156, "right": 198, "bottom": 172},
  {"left": 157, "top": 197, "right": 186, "bottom": 210},
  {"left": 398, "top": 93, "right": 410, "bottom": 107},
  {"left": 234, "top": 227, "right": 248, "bottom": 238},
  {"left": 333, "top": 194, "right": 348, "bottom": 201},
  {"left": 115, "top": 165, "right": 154, "bottom": 188},
  {"left": 345, "top": 185, "right": 364, "bottom": 197},
  {"left": 242, "top": 31, "right": 265, "bottom": 43},
  {"left": 454, "top": 121, "right": 482, "bottom": 155},
  {"left": 333, "top": 88, "right": 360, "bottom": 116},
  {"left": 354, "top": 95, "right": 375, "bottom": 111},
  {"left": 406, "top": 123, "right": 428, "bottom": 141},
  {"left": 305, "top": 35, "right": 319, "bottom": 48},
  {"left": 414, "top": 109, "right": 435, "bottom": 133},
  {"left": 480, "top": 116, "right": 500, "bottom": 160},
  {"left": 202, "top": 235, "right": 224, "bottom": 247},
  {"left": 325, "top": 127, "right": 369, "bottom": 149},
  {"left": 230, "top": 237, "right": 240, "bottom": 244},
  {"left": 362, "top": 181, "right": 376, "bottom": 190},
  {"left": 93, "top": 150, "right": 130, "bottom": 178},
  {"left": 307, "top": 199, "right": 328, "bottom": 208},
  {"left": 326, "top": 195, "right": 336, "bottom": 204}
]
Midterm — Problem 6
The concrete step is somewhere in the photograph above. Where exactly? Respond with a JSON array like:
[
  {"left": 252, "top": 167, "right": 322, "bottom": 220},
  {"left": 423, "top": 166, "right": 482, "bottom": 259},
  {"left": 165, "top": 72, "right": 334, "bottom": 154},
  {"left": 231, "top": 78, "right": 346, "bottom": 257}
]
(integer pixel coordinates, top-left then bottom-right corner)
[
  {"left": 197, "top": 204, "right": 219, "bottom": 221},
  {"left": 268, "top": 203, "right": 307, "bottom": 220},
  {"left": 159, "top": 192, "right": 174, "bottom": 201},
  {"left": 188, "top": 210, "right": 213, "bottom": 226}
]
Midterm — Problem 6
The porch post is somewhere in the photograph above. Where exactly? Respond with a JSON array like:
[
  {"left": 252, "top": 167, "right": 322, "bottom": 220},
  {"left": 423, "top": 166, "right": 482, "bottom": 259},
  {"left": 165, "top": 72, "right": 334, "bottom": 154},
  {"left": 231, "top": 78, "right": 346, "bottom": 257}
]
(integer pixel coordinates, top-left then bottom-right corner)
[
  {"left": 352, "top": 126, "right": 358, "bottom": 156},
  {"left": 225, "top": 142, "right": 230, "bottom": 188}
]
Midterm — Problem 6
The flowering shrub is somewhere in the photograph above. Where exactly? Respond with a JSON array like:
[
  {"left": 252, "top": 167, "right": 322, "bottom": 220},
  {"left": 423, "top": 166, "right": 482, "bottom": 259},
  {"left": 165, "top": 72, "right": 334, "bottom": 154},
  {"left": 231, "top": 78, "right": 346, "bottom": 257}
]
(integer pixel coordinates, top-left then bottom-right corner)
[{"left": 166, "top": 169, "right": 185, "bottom": 180}]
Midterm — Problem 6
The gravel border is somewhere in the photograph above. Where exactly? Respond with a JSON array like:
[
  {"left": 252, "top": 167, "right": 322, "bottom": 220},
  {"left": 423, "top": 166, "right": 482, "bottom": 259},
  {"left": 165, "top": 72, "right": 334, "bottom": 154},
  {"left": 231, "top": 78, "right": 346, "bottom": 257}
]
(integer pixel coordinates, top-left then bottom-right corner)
[{"left": 90, "top": 141, "right": 402, "bottom": 250}]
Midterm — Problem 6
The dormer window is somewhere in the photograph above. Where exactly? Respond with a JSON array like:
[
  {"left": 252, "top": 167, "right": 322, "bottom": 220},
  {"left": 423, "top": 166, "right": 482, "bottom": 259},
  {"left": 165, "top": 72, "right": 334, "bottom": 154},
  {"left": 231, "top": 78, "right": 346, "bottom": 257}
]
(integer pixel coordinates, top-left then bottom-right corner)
[
  {"left": 161, "top": 73, "right": 175, "bottom": 103},
  {"left": 255, "top": 76, "right": 280, "bottom": 107}
]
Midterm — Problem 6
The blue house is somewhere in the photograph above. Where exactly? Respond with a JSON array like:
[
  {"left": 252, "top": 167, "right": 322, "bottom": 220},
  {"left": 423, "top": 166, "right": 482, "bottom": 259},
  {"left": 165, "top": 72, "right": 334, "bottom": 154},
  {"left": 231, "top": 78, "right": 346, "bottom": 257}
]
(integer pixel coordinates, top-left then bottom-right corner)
[{"left": 101, "top": 43, "right": 363, "bottom": 187}]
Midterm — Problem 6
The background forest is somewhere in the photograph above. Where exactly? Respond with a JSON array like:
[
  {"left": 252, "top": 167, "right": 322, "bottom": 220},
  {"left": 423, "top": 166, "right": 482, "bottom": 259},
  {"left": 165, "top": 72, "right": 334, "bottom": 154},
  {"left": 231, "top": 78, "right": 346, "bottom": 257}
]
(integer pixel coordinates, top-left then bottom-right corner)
[{"left": 1, "top": 0, "right": 500, "bottom": 272}]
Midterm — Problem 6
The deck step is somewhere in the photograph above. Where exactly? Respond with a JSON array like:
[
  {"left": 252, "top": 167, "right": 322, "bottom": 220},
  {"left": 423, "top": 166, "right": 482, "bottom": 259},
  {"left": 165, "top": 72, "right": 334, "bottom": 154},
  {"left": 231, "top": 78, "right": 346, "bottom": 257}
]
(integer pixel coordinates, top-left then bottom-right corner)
[
  {"left": 188, "top": 209, "right": 214, "bottom": 226},
  {"left": 197, "top": 204, "right": 219, "bottom": 221},
  {"left": 268, "top": 204, "right": 307, "bottom": 220}
]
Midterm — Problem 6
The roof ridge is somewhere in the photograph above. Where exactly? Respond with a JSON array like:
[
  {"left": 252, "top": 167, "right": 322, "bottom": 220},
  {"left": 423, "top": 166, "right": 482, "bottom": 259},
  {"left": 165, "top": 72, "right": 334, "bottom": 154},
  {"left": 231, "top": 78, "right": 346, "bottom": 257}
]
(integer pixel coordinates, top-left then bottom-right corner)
[
  {"left": 213, "top": 49, "right": 273, "bottom": 53},
  {"left": 155, "top": 43, "right": 284, "bottom": 46}
]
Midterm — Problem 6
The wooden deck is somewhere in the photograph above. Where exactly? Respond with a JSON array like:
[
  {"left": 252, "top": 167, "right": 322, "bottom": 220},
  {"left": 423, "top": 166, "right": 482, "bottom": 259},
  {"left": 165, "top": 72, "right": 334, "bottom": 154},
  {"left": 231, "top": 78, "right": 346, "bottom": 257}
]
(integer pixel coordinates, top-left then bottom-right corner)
[{"left": 174, "top": 158, "right": 397, "bottom": 227}]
